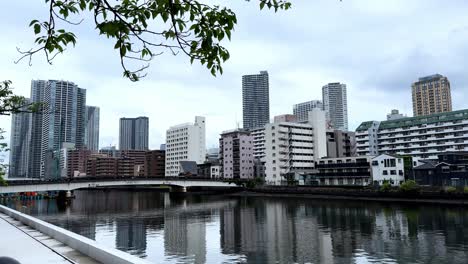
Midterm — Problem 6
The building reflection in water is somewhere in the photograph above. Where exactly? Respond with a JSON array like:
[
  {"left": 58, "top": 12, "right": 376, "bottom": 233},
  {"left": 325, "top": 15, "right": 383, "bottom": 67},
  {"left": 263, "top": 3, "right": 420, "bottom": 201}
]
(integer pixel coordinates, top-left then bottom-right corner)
[{"left": 3, "top": 191, "right": 468, "bottom": 264}]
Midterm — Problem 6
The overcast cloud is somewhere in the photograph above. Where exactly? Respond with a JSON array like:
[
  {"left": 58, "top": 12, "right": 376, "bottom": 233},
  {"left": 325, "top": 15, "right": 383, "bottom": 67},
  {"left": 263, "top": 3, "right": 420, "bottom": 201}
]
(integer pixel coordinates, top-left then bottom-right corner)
[{"left": 1, "top": 0, "right": 468, "bottom": 151}]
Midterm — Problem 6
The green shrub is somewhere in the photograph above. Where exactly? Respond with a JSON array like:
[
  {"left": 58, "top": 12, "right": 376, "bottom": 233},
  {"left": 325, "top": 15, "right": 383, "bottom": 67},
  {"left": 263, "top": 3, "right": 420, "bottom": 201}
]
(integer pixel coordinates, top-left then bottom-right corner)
[
  {"left": 464, "top": 186, "right": 468, "bottom": 194},
  {"left": 399, "top": 180, "right": 420, "bottom": 193},
  {"left": 0, "top": 175, "right": 7, "bottom": 187},
  {"left": 379, "top": 181, "right": 391, "bottom": 192},
  {"left": 445, "top": 186, "right": 457, "bottom": 194}
]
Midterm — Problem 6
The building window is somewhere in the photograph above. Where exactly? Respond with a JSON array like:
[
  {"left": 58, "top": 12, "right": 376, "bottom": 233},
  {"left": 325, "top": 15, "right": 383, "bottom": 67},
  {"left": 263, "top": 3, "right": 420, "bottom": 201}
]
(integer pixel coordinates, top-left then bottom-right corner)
[{"left": 383, "top": 170, "right": 388, "bottom": 175}]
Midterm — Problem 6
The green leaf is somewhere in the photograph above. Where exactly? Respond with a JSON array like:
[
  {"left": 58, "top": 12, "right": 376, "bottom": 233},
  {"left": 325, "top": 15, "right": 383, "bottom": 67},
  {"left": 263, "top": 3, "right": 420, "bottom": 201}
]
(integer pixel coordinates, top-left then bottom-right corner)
[{"left": 34, "top": 24, "right": 41, "bottom": 34}]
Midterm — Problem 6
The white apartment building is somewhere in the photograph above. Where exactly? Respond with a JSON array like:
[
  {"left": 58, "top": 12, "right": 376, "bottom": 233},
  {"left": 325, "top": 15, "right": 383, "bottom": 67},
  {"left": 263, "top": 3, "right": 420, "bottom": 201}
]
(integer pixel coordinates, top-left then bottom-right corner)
[
  {"left": 165, "top": 116, "right": 206, "bottom": 177},
  {"left": 255, "top": 109, "right": 327, "bottom": 185},
  {"left": 356, "top": 109, "right": 468, "bottom": 159},
  {"left": 371, "top": 154, "right": 405, "bottom": 186}
]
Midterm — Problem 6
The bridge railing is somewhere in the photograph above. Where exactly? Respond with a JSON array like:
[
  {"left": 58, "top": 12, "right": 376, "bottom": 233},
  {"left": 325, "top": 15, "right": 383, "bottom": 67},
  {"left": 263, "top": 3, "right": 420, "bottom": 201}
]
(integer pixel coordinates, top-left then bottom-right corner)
[{"left": 5, "top": 176, "right": 233, "bottom": 186}]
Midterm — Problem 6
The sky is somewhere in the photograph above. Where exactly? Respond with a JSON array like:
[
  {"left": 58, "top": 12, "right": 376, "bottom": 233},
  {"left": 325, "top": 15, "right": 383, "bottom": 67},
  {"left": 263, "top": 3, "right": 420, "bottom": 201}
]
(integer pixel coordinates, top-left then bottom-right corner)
[{"left": 1, "top": 0, "right": 468, "bottom": 152}]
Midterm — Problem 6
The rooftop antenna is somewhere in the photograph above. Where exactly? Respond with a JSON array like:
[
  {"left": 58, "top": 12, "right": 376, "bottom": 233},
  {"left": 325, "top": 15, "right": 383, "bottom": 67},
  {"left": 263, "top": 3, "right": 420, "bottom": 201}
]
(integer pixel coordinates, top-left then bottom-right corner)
[{"left": 235, "top": 113, "right": 240, "bottom": 129}]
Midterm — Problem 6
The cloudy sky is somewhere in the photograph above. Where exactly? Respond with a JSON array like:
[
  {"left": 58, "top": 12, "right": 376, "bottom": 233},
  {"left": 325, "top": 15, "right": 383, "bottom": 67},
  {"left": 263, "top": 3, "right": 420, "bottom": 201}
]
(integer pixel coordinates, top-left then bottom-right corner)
[{"left": 1, "top": 0, "right": 468, "bottom": 151}]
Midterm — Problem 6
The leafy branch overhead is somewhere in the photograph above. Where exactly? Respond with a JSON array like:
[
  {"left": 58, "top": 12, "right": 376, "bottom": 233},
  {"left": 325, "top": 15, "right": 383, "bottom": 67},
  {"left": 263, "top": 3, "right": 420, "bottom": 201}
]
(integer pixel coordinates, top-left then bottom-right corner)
[
  {"left": 17, "top": 0, "right": 292, "bottom": 81},
  {"left": 0, "top": 80, "right": 43, "bottom": 116}
]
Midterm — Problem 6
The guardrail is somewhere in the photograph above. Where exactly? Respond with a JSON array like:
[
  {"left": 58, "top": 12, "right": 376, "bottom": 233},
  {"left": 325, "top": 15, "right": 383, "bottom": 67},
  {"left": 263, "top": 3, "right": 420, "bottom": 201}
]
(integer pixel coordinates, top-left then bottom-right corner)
[{"left": 0, "top": 205, "right": 150, "bottom": 264}]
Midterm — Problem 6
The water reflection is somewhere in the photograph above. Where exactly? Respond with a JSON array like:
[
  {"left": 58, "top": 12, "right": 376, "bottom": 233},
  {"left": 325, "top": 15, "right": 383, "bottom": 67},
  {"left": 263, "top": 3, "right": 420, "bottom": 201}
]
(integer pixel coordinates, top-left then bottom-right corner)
[{"left": 3, "top": 190, "right": 468, "bottom": 263}]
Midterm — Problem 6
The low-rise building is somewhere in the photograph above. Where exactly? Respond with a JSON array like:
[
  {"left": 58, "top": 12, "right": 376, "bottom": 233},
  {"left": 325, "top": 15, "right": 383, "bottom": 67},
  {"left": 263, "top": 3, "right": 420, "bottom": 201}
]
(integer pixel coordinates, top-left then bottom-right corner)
[
  {"left": 66, "top": 149, "right": 94, "bottom": 177},
  {"left": 86, "top": 155, "right": 118, "bottom": 177},
  {"left": 312, "top": 156, "right": 373, "bottom": 186},
  {"left": 370, "top": 154, "right": 405, "bottom": 186},
  {"left": 310, "top": 154, "right": 404, "bottom": 186},
  {"left": 144, "top": 150, "right": 165, "bottom": 177},
  {"left": 197, "top": 162, "right": 221, "bottom": 178},
  {"left": 414, "top": 152, "right": 468, "bottom": 187}
]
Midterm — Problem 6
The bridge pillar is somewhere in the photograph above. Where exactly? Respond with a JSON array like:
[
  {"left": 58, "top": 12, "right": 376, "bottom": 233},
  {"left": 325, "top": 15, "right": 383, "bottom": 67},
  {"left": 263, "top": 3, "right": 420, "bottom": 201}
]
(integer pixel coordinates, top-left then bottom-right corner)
[{"left": 170, "top": 186, "right": 187, "bottom": 193}]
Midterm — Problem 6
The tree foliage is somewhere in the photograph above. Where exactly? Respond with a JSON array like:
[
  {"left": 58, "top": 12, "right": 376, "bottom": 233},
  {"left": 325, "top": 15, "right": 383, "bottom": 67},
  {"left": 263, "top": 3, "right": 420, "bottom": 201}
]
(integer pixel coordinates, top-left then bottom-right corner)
[
  {"left": 0, "top": 129, "right": 8, "bottom": 186},
  {"left": 399, "top": 180, "right": 420, "bottom": 193},
  {"left": 0, "top": 81, "right": 42, "bottom": 116},
  {"left": 17, "top": 0, "right": 292, "bottom": 81}
]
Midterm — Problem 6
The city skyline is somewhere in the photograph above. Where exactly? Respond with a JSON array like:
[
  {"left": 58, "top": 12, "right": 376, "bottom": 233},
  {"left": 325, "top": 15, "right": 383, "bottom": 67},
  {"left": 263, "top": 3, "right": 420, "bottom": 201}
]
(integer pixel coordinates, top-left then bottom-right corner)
[{"left": 2, "top": 1, "right": 468, "bottom": 152}]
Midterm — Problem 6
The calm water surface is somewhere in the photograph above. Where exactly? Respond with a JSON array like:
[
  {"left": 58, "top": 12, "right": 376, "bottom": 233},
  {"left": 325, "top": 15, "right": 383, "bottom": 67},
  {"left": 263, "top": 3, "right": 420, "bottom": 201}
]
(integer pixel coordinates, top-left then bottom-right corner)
[{"left": 3, "top": 190, "right": 468, "bottom": 264}]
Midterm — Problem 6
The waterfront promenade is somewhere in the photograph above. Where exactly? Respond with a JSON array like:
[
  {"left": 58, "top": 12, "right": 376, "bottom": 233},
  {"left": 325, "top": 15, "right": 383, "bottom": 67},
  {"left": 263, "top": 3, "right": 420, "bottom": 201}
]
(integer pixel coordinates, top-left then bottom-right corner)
[{"left": 0, "top": 211, "right": 99, "bottom": 264}]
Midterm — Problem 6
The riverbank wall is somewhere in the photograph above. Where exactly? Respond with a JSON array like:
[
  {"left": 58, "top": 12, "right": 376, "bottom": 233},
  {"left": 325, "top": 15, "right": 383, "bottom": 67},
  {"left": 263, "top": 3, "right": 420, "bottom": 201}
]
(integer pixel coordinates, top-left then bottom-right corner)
[
  {"left": 0, "top": 205, "right": 150, "bottom": 264},
  {"left": 240, "top": 186, "right": 468, "bottom": 205}
]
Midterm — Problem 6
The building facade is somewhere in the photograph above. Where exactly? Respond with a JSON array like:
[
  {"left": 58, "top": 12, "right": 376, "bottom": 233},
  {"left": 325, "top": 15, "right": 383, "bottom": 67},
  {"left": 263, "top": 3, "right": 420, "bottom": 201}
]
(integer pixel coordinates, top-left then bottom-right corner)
[
  {"left": 370, "top": 154, "right": 404, "bottom": 186},
  {"left": 356, "top": 109, "right": 468, "bottom": 159},
  {"left": 9, "top": 99, "right": 31, "bottom": 178},
  {"left": 165, "top": 116, "right": 206, "bottom": 177},
  {"left": 260, "top": 109, "right": 327, "bottom": 185},
  {"left": 386, "top": 109, "right": 406, "bottom": 121},
  {"left": 242, "top": 71, "right": 270, "bottom": 130},
  {"left": 38, "top": 80, "right": 87, "bottom": 179},
  {"left": 119, "top": 116, "right": 149, "bottom": 150},
  {"left": 322, "top": 82, "right": 348, "bottom": 131},
  {"left": 219, "top": 129, "right": 255, "bottom": 179},
  {"left": 85, "top": 106, "right": 100, "bottom": 151},
  {"left": 312, "top": 156, "right": 373, "bottom": 186},
  {"left": 326, "top": 130, "right": 356, "bottom": 158},
  {"left": 293, "top": 100, "right": 323, "bottom": 123},
  {"left": 66, "top": 149, "right": 94, "bottom": 177},
  {"left": 144, "top": 150, "right": 166, "bottom": 177},
  {"left": 414, "top": 152, "right": 468, "bottom": 187},
  {"left": 412, "top": 74, "right": 452, "bottom": 117},
  {"left": 29, "top": 80, "right": 47, "bottom": 178}
]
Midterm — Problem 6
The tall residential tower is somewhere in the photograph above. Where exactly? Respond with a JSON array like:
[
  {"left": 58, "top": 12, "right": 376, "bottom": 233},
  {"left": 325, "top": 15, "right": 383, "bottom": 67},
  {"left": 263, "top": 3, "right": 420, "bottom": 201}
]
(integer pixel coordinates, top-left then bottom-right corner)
[
  {"left": 322, "top": 82, "right": 348, "bottom": 131},
  {"left": 35, "top": 80, "right": 87, "bottom": 179},
  {"left": 242, "top": 71, "right": 270, "bottom": 130},
  {"left": 9, "top": 99, "right": 31, "bottom": 178},
  {"left": 412, "top": 74, "right": 452, "bottom": 117},
  {"left": 119, "top": 117, "right": 149, "bottom": 150},
  {"left": 85, "top": 106, "right": 100, "bottom": 151}
]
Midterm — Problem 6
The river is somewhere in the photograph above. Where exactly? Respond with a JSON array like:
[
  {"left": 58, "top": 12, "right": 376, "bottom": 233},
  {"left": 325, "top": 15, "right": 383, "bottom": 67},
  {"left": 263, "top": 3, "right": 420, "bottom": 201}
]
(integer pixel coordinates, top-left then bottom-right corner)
[{"left": 3, "top": 190, "right": 468, "bottom": 263}]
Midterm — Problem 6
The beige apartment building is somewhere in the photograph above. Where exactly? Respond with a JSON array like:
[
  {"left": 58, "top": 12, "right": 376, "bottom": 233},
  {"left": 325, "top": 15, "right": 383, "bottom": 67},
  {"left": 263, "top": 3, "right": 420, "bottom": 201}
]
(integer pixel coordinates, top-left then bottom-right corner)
[{"left": 412, "top": 74, "right": 452, "bottom": 116}]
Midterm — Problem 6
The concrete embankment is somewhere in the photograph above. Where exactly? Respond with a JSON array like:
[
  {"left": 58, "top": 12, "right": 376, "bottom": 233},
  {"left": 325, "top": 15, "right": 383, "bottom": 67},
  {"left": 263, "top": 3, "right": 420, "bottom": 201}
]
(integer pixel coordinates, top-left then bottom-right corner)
[
  {"left": 0, "top": 205, "right": 151, "bottom": 264},
  {"left": 236, "top": 187, "right": 468, "bottom": 205}
]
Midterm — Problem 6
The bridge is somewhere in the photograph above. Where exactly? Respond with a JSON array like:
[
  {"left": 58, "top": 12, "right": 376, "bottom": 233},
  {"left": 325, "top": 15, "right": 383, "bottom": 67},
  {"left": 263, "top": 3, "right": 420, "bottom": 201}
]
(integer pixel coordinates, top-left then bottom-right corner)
[{"left": 0, "top": 177, "right": 239, "bottom": 194}]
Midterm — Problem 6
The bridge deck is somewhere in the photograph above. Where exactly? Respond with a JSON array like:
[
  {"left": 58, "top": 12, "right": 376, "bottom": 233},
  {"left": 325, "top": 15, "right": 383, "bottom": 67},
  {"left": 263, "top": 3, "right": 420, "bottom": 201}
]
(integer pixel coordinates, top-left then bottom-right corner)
[{"left": 0, "top": 178, "right": 238, "bottom": 194}]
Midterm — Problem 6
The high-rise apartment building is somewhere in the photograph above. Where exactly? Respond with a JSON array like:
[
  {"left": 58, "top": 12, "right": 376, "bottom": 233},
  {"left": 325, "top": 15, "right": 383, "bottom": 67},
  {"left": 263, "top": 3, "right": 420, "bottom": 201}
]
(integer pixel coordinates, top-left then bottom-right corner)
[
  {"left": 119, "top": 117, "right": 149, "bottom": 150},
  {"left": 219, "top": 129, "right": 254, "bottom": 179},
  {"left": 322, "top": 82, "right": 348, "bottom": 131},
  {"left": 35, "top": 80, "right": 86, "bottom": 179},
  {"left": 412, "top": 74, "right": 452, "bottom": 117},
  {"left": 165, "top": 116, "right": 206, "bottom": 177},
  {"left": 242, "top": 71, "right": 270, "bottom": 130},
  {"left": 9, "top": 99, "right": 31, "bottom": 178},
  {"left": 293, "top": 100, "right": 323, "bottom": 123},
  {"left": 85, "top": 106, "right": 100, "bottom": 151},
  {"left": 29, "top": 80, "right": 47, "bottom": 178}
]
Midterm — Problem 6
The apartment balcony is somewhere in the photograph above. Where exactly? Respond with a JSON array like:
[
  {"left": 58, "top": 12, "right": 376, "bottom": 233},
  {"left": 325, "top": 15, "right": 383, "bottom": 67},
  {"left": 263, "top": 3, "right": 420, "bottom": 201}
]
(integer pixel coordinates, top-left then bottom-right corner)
[
  {"left": 314, "top": 172, "right": 371, "bottom": 177},
  {"left": 316, "top": 162, "right": 370, "bottom": 169}
]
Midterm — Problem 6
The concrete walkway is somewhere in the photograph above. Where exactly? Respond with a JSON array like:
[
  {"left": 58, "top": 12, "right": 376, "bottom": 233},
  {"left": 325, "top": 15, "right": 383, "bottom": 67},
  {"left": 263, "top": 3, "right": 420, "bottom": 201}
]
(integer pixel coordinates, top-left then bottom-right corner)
[{"left": 0, "top": 212, "right": 100, "bottom": 264}]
